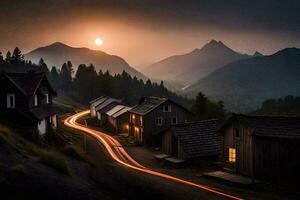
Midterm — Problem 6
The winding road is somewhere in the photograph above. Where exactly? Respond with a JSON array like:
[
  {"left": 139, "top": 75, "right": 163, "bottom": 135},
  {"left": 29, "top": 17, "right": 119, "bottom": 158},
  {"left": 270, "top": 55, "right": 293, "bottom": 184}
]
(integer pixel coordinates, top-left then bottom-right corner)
[{"left": 64, "top": 110, "right": 244, "bottom": 200}]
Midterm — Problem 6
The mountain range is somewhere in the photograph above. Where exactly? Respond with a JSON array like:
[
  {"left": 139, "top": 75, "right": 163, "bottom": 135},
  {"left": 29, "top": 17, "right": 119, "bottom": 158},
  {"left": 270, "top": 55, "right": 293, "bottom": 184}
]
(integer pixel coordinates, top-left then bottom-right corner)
[
  {"left": 25, "top": 42, "right": 146, "bottom": 80},
  {"left": 185, "top": 48, "right": 300, "bottom": 112},
  {"left": 142, "top": 40, "right": 257, "bottom": 86}
]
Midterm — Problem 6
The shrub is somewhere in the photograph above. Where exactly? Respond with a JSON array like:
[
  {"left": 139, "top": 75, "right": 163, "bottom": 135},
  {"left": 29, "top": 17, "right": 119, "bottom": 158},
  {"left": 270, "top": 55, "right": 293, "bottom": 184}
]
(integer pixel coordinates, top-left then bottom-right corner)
[
  {"left": 11, "top": 164, "right": 26, "bottom": 174},
  {"left": 39, "top": 150, "right": 70, "bottom": 175}
]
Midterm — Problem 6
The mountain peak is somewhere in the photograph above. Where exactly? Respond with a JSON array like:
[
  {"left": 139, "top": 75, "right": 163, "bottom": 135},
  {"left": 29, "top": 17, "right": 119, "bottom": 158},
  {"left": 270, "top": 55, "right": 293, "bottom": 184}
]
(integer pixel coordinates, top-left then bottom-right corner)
[
  {"left": 201, "top": 40, "right": 230, "bottom": 52},
  {"left": 253, "top": 51, "right": 263, "bottom": 57},
  {"left": 47, "top": 42, "right": 72, "bottom": 49}
]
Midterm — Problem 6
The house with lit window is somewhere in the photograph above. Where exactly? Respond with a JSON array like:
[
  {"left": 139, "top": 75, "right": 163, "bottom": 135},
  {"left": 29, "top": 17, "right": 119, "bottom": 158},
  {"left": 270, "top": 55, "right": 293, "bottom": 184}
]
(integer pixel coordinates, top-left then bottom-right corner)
[
  {"left": 128, "top": 96, "right": 191, "bottom": 145},
  {"left": 106, "top": 105, "right": 132, "bottom": 134},
  {"left": 161, "top": 119, "right": 221, "bottom": 161},
  {"left": 219, "top": 114, "right": 300, "bottom": 185},
  {"left": 94, "top": 97, "right": 123, "bottom": 125},
  {"left": 0, "top": 72, "right": 58, "bottom": 136}
]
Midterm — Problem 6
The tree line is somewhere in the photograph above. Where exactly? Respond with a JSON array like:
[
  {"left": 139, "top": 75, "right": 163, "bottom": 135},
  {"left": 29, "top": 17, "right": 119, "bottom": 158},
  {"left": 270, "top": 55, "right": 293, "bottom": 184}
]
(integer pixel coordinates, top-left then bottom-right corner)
[
  {"left": 252, "top": 96, "right": 300, "bottom": 117},
  {"left": 0, "top": 48, "right": 226, "bottom": 120}
]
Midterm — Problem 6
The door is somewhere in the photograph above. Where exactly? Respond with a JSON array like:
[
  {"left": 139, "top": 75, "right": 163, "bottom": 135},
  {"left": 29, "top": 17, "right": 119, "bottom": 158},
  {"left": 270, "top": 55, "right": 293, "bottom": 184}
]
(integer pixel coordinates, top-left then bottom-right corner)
[
  {"left": 171, "top": 136, "right": 178, "bottom": 157},
  {"left": 38, "top": 119, "right": 47, "bottom": 135}
]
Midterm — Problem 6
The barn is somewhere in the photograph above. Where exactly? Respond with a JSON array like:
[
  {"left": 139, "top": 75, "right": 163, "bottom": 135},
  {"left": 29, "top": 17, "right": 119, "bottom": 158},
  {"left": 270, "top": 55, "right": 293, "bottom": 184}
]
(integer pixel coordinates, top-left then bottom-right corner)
[{"left": 220, "top": 114, "right": 300, "bottom": 185}]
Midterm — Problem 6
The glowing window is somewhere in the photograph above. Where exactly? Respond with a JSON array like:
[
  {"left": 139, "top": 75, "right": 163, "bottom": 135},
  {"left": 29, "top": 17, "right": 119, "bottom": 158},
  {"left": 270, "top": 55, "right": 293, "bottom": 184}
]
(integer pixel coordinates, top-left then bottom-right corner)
[{"left": 229, "top": 148, "right": 236, "bottom": 163}]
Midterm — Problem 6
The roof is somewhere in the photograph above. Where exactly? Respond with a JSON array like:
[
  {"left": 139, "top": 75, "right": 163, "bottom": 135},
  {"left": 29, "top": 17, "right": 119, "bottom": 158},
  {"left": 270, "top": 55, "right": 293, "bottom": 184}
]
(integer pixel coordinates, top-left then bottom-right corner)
[
  {"left": 106, "top": 105, "right": 126, "bottom": 116},
  {"left": 112, "top": 106, "right": 132, "bottom": 118},
  {"left": 95, "top": 98, "right": 122, "bottom": 112},
  {"left": 3, "top": 72, "right": 56, "bottom": 96},
  {"left": 170, "top": 119, "right": 221, "bottom": 159},
  {"left": 89, "top": 96, "right": 106, "bottom": 105},
  {"left": 130, "top": 96, "right": 190, "bottom": 115},
  {"left": 30, "top": 105, "right": 58, "bottom": 120},
  {"left": 220, "top": 114, "right": 300, "bottom": 139}
]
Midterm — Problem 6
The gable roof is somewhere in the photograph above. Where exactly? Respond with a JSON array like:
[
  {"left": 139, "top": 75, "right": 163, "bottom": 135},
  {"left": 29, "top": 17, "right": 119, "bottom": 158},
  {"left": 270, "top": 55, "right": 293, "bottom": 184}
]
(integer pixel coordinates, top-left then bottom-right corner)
[
  {"left": 106, "top": 105, "right": 126, "bottom": 116},
  {"left": 95, "top": 97, "right": 122, "bottom": 112},
  {"left": 220, "top": 114, "right": 300, "bottom": 139},
  {"left": 3, "top": 72, "right": 56, "bottom": 96},
  {"left": 170, "top": 119, "right": 221, "bottom": 159},
  {"left": 130, "top": 96, "right": 190, "bottom": 115},
  {"left": 89, "top": 96, "right": 106, "bottom": 105},
  {"left": 112, "top": 106, "right": 132, "bottom": 118}
]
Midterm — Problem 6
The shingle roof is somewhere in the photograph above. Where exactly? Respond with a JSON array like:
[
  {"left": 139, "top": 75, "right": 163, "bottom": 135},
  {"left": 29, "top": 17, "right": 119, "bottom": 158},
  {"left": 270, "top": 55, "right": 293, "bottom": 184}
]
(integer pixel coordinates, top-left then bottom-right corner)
[
  {"left": 225, "top": 114, "right": 300, "bottom": 139},
  {"left": 4, "top": 72, "right": 56, "bottom": 96},
  {"left": 170, "top": 119, "right": 221, "bottom": 159},
  {"left": 129, "top": 96, "right": 169, "bottom": 115}
]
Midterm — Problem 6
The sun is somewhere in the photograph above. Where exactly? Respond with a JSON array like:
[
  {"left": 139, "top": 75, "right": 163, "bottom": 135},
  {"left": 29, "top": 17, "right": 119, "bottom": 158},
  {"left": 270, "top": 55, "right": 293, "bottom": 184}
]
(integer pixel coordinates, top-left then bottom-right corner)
[{"left": 95, "top": 38, "right": 103, "bottom": 46}]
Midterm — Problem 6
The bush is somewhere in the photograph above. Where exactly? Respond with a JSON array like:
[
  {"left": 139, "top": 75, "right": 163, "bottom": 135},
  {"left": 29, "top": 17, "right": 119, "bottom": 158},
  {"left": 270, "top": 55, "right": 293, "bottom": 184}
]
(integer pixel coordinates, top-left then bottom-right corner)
[
  {"left": 39, "top": 150, "right": 70, "bottom": 175},
  {"left": 11, "top": 164, "right": 26, "bottom": 174}
]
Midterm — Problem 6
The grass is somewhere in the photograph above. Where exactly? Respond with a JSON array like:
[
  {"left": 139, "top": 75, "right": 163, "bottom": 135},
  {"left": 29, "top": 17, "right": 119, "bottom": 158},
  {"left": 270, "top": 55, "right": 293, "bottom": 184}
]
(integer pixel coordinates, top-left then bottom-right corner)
[
  {"left": 11, "top": 164, "right": 26, "bottom": 174},
  {"left": 39, "top": 150, "right": 70, "bottom": 175},
  {"left": 61, "top": 145, "right": 83, "bottom": 160}
]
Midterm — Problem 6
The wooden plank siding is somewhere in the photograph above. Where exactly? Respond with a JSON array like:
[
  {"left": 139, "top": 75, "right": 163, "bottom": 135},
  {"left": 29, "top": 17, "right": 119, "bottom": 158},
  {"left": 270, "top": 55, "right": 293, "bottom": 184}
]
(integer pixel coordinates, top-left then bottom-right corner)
[{"left": 130, "top": 100, "right": 189, "bottom": 145}]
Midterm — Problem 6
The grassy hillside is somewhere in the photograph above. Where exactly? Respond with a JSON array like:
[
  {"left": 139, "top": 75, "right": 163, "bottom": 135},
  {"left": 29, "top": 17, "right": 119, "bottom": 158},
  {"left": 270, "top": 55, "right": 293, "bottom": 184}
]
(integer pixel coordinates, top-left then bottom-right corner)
[{"left": 0, "top": 120, "right": 104, "bottom": 199}]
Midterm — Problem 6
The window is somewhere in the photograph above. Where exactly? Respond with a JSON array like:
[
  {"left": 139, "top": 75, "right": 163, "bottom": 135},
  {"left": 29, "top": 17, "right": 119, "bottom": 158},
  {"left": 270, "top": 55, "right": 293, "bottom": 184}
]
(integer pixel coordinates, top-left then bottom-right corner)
[
  {"left": 34, "top": 95, "right": 38, "bottom": 106},
  {"left": 171, "top": 117, "right": 178, "bottom": 125},
  {"left": 235, "top": 128, "right": 240, "bottom": 138},
  {"left": 139, "top": 116, "right": 143, "bottom": 126},
  {"left": 6, "top": 94, "right": 15, "bottom": 108},
  {"left": 155, "top": 117, "right": 163, "bottom": 126},
  {"left": 163, "top": 105, "right": 171, "bottom": 112},
  {"left": 229, "top": 148, "right": 236, "bottom": 163},
  {"left": 45, "top": 93, "right": 49, "bottom": 104}
]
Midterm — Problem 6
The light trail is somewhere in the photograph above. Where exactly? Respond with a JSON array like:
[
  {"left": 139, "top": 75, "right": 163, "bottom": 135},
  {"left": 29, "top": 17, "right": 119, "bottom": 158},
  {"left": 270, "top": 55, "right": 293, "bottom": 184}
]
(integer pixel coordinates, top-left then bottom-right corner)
[{"left": 64, "top": 110, "right": 244, "bottom": 200}]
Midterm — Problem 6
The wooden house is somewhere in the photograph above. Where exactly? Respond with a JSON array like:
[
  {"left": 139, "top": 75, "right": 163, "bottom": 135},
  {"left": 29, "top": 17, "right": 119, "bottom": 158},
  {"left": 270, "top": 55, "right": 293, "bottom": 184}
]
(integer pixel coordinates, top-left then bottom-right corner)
[
  {"left": 219, "top": 114, "right": 300, "bottom": 184},
  {"left": 161, "top": 120, "right": 221, "bottom": 160},
  {"left": 106, "top": 105, "right": 132, "bottom": 134},
  {"left": 129, "top": 96, "right": 191, "bottom": 145},
  {"left": 0, "top": 72, "right": 58, "bottom": 136},
  {"left": 95, "top": 97, "right": 123, "bottom": 125},
  {"left": 89, "top": 96, "right": 107, "bottom": 117}
]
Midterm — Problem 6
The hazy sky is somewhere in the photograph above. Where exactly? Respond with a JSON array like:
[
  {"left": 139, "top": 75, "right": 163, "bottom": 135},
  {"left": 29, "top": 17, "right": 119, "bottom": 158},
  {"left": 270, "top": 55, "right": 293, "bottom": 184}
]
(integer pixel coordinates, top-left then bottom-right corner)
[{"left": 0, "top": 0, "right": 299, "bottom": 67}]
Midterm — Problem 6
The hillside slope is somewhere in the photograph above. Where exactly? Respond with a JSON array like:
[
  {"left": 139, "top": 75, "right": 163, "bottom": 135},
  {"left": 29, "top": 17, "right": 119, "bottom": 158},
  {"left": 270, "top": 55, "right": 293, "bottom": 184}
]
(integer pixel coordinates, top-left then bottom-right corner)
[
  {"left": 185, "top": 48, "right": 300, "bottom": 112},
  {"left": 25, "top": 42, "right": 146, "bottom": 80},
  {"left": 143, "top": 40, "right": 253, "bottom": 85}
]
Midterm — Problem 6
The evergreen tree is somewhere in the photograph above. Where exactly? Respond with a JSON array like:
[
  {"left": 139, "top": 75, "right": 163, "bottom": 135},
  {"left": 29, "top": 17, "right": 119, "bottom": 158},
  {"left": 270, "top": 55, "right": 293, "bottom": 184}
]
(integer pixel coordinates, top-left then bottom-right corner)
[
  {"left": 39, "top": 58, "right": 49, "bottom": 74},
  {"left": 11, "top": 47, "right": 24, "bottom": 63},
  {"left": 5, "top": 51, "right": 12, "bottom": 63},
  {"left": 49, "top": 66, "right": 59, "bottom": 88},
  {"left": 0, "top": 51, "right": 3, "bottom": 61}
]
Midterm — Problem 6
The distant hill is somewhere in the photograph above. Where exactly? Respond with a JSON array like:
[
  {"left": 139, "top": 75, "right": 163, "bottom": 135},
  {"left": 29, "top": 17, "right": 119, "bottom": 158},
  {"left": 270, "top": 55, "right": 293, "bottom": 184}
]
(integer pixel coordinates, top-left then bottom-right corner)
[
  {"left": 185, "top": 48, "right": 300, "bottom": 112},
  {"left": 142, "top": 40, "right": 253, "bottom": 86},
  {"left": 25, "top": 42, "right": 147, "bottom": 79}
]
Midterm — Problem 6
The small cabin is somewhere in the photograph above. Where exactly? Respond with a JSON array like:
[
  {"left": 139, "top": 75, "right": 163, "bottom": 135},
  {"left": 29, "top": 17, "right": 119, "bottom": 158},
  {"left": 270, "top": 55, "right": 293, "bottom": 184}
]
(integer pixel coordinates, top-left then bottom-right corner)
[
  {"left": 106, "top": 105, "right": 131, "bottom": 134},
  {"left": 161, "top": 120, "right": 221, "bottom": 160},
  {"left": 220, "top": 114, "right": 300, "bottom": 185},
  {"left": 0, "top": 72, "right": 58, "bottom": 136},
  {"left": 129, "top": 96, "right": 191, "bottom": 145},
  {"left": 89, "top": 96, "right": 107, "bottom": 117},
  {"left": 95, "top": 97, "right": 123, "bottom": 125}
]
